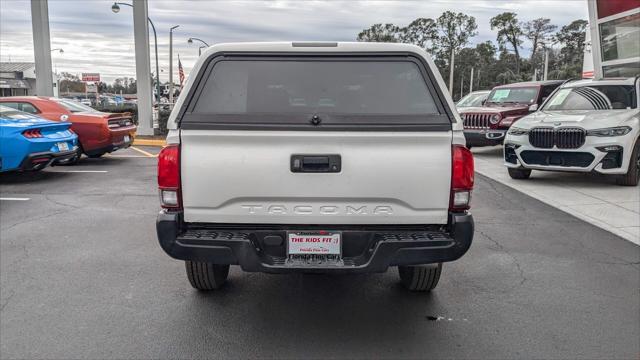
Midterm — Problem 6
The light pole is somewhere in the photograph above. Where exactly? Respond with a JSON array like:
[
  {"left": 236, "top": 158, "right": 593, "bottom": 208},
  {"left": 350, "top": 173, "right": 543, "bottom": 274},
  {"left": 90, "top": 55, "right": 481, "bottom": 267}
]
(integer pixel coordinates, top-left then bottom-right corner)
[
  {"left": 188, "top": 37, "right": 209, "bottom": 56},
  {"left": 51, "top": 48, "right": 63, "bottom": 97},
  {"left": 50, "top": 48, "right": 63, "bottom": 72},
  {"left": 169, "top": 25, "right": 179, "bottom": 106},
  {"left": 112, "top": 2, "right": 160, "bottom": 104}
]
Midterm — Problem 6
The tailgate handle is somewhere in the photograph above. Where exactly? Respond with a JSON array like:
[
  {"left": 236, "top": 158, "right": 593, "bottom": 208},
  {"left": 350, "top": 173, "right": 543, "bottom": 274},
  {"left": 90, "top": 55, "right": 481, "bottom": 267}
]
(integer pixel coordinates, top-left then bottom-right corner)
[{"left": 291, "top": 155, "right": 341, "bottom": 173}]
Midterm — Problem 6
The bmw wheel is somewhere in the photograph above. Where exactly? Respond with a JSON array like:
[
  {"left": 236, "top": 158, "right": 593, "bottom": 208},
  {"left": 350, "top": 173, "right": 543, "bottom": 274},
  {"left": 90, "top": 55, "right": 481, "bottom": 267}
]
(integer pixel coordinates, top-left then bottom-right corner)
[
  {"left": 616, "top": 139, "right": 640, "bottom": 186},
  {"left": 508, "top": 167, "right": 532, "bottom": 179}
]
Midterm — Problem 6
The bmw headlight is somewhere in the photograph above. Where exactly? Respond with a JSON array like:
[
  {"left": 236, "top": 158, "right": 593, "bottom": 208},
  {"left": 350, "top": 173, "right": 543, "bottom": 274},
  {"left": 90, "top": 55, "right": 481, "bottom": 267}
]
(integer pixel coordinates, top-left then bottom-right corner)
[
  {"left": 586, "top": 126, "right": 632, "bottom": 137},
  {"left": 489, "top": 114, "right": 501, "bottom": 124},
  {"left": 508, "top": 126, "right": 529, "bottom": 136}
]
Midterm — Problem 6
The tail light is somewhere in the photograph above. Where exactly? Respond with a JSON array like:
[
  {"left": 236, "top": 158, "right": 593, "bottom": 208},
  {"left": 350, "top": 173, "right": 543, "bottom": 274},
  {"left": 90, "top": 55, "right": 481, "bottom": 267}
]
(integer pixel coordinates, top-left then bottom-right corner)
[
  {"left": 23, "top": 129, "right": 43, "bottom": 138},
  {"left": 158, "top": 144, "right": 181, "bottom": 209},
  {"left": 450, "top": 145, "right": 474, "bottom": 211}
]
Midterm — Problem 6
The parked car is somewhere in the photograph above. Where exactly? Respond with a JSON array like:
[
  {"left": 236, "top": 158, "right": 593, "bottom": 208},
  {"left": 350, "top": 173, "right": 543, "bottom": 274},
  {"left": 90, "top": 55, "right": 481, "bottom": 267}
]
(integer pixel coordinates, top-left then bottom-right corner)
[
  {"left": 456, "top": 90, "right": 490, "bottom": 109},
  {"left": 0, "top": 105, "right": 78, "bottom": 172},
  {"left": 80, "top": 98, "right": 93, "bottom": 107},
  {"left": 0, "top": 96, "right": 136, "bottom": 161},
  {"left": 504, "top": 77, "right": 639, "bottom": 186},
  {"left": 459, "top": 80, "right": 564, "bottom": 148},
  {"left": 156, "top": 42, "right": 475, "bottom": 292}
]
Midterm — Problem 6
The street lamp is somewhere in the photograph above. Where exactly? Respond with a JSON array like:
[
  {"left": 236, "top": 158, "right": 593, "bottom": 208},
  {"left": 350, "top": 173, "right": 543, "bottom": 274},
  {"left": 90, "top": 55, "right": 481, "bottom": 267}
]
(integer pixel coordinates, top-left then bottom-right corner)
[
  {"left": 51, "top": 48, "right": 63, "bottom": 96},
  {"left": 111, "top": 2, "right": 161, "bottom": 104},
  {"left": 169, "top": 25, "right": 179, "bottom": 106},
  {"left": 188, "top": 37, "right": 209, "bottom": 56}
]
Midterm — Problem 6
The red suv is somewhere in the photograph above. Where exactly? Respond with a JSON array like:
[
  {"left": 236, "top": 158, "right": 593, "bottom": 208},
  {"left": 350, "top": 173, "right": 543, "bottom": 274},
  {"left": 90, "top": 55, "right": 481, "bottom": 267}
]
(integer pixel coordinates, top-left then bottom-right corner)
[
  {"left": 0, "top": 96, "right": 136, "bottom": 161},
  {"left": 459, "top": 80, "right": 564, "bottom": 148}
]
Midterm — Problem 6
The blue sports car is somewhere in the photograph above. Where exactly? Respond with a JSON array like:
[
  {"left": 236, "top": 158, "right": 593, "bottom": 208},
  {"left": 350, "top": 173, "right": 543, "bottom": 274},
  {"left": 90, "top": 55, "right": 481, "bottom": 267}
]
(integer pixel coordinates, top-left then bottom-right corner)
[{"left": 0, "top": 105, "right": 79, "bottom": 172}]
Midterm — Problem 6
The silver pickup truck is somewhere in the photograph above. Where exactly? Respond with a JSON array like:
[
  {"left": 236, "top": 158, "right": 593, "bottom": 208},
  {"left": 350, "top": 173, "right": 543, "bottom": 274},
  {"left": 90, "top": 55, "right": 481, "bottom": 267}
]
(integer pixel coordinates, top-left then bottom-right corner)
[{"left": 156, "top": 42, "right": 474, "bottom": 292}]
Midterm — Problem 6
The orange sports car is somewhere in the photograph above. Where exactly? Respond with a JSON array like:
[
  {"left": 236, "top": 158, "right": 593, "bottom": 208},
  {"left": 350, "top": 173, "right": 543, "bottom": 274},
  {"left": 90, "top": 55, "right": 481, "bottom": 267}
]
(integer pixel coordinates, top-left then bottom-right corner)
[{"left": 0, "top": 96, "right": 136, "bottom": 162}]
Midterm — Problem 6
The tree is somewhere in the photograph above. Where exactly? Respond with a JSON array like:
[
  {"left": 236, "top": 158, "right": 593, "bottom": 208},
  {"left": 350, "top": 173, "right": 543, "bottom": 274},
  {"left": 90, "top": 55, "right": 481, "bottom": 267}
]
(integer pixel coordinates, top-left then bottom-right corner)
[
  {"left": 435, "top": 11, "right": 478, "bottom": 92},
  {"left": 490, "top": 12, "right": 523, "bottom": 74},
  {"left": 555, "top": 19, "right": 588, "bottom": 66},
  {"left": 523, "top": 18, "right": 557, "bottom": 60},
  {"left": 400, "top": 18, "right": 439, "bottom": 53},
  {"left": 59, "top": 72, "right": 85, "bottom": 93},
  {"left": 357, "top": 23, "right": 402, "bottom": 42},
  {"left": 473, "top": 41, "right": 498, "bottom": 89}
]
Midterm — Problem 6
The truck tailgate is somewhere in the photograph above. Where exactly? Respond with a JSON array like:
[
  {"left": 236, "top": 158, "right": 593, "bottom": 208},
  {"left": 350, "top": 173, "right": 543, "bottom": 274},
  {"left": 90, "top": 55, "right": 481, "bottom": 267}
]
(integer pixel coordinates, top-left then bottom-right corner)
[{"left": 180, "top": 130, "right": 452, "bottom": 224}]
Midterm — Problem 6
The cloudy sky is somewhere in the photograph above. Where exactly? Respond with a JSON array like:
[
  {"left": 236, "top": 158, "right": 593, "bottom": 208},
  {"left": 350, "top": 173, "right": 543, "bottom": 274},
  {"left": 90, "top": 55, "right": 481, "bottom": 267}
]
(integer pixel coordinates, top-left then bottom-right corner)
[{"left": 0, "top": 0, "right": 588, "bottom": 83}]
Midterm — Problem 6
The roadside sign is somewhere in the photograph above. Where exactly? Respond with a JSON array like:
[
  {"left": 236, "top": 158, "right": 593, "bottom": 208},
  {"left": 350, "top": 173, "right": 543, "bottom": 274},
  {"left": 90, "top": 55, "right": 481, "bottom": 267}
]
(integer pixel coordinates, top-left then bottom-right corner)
[
  {"left": 85, "top": 83, "right": 97, "bottom": 93},
  {"left": 82, "top": 73, "right": 100, "bottom": 82}
]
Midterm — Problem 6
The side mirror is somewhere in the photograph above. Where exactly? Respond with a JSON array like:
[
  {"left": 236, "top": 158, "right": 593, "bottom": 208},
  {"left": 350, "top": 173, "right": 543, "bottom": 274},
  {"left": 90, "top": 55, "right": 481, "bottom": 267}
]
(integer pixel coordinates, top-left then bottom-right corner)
[
  {"left": 60, "top": 114, "right": 69, "bottom": 121},
  {"left": 528, "top": 104, "right": 539, "bottom": 112}
]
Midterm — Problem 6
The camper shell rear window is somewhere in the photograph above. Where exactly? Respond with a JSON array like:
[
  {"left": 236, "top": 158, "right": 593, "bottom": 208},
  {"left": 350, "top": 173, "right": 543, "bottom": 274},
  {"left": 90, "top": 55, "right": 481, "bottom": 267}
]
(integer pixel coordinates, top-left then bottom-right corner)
[{"left": 179, "top": 54, "right": 453, "bottom": 131}]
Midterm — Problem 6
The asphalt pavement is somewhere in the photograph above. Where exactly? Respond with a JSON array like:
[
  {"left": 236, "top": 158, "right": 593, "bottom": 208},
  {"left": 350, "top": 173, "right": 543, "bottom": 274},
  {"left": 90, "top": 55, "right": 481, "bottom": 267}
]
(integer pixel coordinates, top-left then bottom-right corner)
[{"left": 1, "top": 146, "right": 639, "bottom": 359}]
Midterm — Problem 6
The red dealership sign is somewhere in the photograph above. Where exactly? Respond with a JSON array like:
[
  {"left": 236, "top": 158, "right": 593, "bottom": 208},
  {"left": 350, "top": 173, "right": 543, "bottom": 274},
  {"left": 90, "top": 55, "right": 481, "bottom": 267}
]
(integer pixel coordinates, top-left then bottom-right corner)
[
  {"left": 597, "top": 0, "right": 639, "bottom": 19},
  {"left": 81, "top": 73, "right": 100, "bottom": 82}
]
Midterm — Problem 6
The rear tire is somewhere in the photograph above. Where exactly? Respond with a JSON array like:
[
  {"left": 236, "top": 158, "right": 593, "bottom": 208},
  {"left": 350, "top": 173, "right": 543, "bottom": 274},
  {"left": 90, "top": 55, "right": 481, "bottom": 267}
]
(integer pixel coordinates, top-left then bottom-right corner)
[
  {"left": 616, "top": 140, "right": 639, "bottom": 186},
  {"left": 185, "top": 261, "right": 229, "bottom": 290},
  {"left": 398, "top": 263, "right": 442, "bottom": 292},
  {"left": 508, "top": 167, "right": 532, "bottom": 179}
]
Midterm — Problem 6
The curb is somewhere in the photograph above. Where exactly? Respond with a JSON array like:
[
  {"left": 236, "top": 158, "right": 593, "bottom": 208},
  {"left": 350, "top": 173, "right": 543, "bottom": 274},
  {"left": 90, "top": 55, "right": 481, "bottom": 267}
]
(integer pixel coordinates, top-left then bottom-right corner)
[{"left": 133, "top": 138, "right": 166, "bottom": 147}]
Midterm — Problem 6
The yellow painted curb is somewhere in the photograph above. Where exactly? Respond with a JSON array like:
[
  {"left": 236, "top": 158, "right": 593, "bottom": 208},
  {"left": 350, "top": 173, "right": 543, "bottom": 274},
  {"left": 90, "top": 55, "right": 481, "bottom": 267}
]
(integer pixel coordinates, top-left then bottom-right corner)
[{"left": 133, "top": 138, "right": 166, "bottom": 147}]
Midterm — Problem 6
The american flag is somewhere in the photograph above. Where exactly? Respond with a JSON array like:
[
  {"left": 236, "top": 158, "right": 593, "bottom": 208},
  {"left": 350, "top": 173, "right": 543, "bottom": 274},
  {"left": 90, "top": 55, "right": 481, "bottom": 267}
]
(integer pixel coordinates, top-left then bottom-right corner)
[{"left": 178, "top": 55, "right": 185, "bottom": 88}]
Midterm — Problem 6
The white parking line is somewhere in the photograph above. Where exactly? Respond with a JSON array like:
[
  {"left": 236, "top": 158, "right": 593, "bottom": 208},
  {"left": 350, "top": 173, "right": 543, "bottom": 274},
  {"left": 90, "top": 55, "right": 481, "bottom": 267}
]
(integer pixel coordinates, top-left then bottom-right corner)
[
  {"left": 47, "top": 170, "right": 108, "bottom": 173},
  {"left": 105, "top": 154, "right": 151, "bottom": 158},
  {"left": 0, "top": 197, "right": 31, "bottom": 201}
]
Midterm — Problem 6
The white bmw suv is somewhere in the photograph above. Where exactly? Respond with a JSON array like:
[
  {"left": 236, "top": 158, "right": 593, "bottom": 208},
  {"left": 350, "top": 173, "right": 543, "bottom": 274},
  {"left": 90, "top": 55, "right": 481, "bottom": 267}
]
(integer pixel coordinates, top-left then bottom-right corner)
[{"left": 504, "top": 77, "right": 639, "bottom": 186}]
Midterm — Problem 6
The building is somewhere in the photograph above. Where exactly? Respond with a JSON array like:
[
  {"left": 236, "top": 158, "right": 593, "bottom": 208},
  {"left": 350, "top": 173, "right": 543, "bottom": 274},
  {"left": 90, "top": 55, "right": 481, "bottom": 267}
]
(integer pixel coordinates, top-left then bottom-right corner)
[
  {"left": 587, "top": 0, "right": 640, "bottom": 78},
  {"left": 0, "top": 62, "right": 36, "bottom": 96},
  {"left": 0, "top": 62, "right": 60, "bottom": 97}
]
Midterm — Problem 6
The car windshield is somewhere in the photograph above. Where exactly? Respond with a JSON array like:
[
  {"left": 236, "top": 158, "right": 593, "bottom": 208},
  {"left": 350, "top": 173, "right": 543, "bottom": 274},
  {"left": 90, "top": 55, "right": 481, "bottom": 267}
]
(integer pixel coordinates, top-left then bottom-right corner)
[
  {"left": 486, "top": 87, "right": 538, "bottom": 104},
  {"left": 542, "top": 85, "right": 637, "bottom": 111},
  {"left": 56, "top": 99, "right": 96, "bottom": 113},
  {"left": 0, "top": 106, "right": 37, "bottom": 120},
  {"left": 457, "top": 92, "right": 488, "bottom": 107}
]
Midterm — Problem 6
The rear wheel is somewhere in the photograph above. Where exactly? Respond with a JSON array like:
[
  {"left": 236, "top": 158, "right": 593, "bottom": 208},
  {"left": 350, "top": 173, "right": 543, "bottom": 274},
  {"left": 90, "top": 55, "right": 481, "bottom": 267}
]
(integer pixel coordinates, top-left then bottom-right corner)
[
  {"left": 185, "top": 261, "right": 229, "bottom": 290},
  {"left": 508, "top": 167, "right": 532, "bottom": 179},
  {"left": 87, "top": 152, "right": 105, "bottom": 159},
  {"left": 616, "top": 140, "right": 639, "bottom": 186},
  {"left": 398, "top": 263, "right": 442, "bottom": 291}
]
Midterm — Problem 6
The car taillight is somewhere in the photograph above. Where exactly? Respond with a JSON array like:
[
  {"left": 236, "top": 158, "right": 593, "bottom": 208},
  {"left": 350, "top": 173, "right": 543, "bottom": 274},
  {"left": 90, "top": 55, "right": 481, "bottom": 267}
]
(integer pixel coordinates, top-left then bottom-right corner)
[
  {"left": 450, "top": 145, "right": 474, "bottom": 211},
  {"left": 158, "top": 144, "right": 181, "bottom": 209},
  {"left": 22, "top": 129, "right": 43, "bottom": 138}
]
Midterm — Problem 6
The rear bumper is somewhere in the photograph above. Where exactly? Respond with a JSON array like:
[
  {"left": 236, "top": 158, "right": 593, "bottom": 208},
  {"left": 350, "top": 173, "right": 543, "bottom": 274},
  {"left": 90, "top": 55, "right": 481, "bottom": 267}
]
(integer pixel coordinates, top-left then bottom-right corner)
[
  {"left": 19, "top": 147, "right": 79, "bottom": 170},
  {"left": 464, "top": 129, "right": 506, "bottom": 147},
  {"left": 84, "top": 131, "right": 133, "bottom": 156},
  {"left": 156, "top": 211, "right": 474, "bottom": 273}
]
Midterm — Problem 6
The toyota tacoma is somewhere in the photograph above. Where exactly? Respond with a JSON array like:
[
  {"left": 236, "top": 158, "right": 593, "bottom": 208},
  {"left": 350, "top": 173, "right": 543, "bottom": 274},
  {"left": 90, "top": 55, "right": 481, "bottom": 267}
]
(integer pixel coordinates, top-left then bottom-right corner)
[{"left": 156, "top": 42, "right": 475, "bottom": 292}]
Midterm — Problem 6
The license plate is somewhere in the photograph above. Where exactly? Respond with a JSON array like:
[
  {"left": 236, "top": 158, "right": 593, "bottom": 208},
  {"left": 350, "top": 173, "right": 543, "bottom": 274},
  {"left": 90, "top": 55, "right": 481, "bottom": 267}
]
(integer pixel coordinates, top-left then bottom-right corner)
[
  {"left": 287, "top": 231, "right": 341, "bottom": 256},
  {"left": 57, "top": 142, "right": 69, "bottom": 151},
  {"left": 124, "top": 135, "right": 130, "bottom": 143}
]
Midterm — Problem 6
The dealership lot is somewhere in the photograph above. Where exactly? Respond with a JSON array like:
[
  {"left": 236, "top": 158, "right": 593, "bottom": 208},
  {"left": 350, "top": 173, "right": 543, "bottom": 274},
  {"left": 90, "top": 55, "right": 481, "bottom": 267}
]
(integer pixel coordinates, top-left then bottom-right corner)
[{"left": 1, "top": 147, "right": 639, "bottom": 359}]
